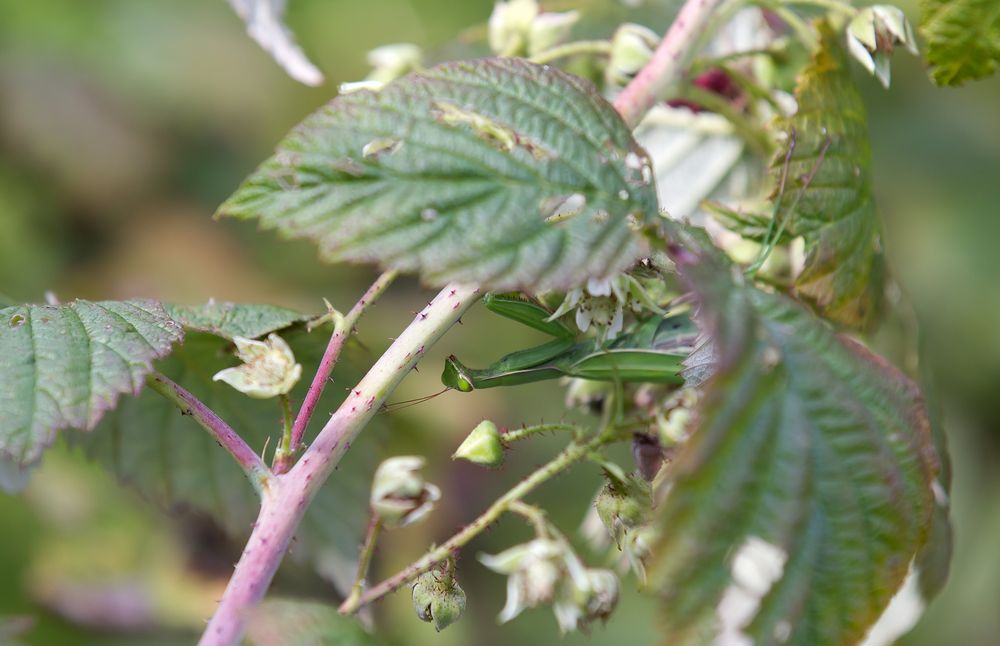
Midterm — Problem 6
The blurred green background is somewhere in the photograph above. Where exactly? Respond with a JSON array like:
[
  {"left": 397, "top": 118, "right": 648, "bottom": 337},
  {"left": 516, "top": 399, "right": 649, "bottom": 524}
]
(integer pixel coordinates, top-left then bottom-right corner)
[{"left": 0, "top": 0, "right": 998, "bottom": 644}]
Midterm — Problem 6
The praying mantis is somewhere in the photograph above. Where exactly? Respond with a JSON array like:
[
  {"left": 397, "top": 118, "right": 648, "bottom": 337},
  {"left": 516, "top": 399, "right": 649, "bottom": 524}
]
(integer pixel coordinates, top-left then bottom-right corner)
[{"left": 441, "top": 292, "right": 699, "bottom": 391}]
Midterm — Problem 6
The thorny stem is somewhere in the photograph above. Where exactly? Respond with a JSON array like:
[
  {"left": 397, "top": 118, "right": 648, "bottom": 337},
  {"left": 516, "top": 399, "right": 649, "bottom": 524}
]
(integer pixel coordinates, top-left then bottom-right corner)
[
  {"left": 199, "top": 283, "right": 479, "bottom": 646},
  {"left": 338, "top": 430, "right": 615, "bottom": 615},
  {"left": 612, "top": 0, "right": 725, "bottom": 128},
  {"left": 507, "top": 500, "right": 552, "bottom": 538},
  {"left": 342, "top": 515, "right": 383, "bottom": 611},
  {"left": 145, "top": 372, "right": 272, "bottom": 495},
  {"left": 276, "top": 270, "right": 398, "bottom": 474},
  {"left": 501, "top": 423, "right": 578, "bottom": 444},
  {"left": 529, "top": 40, "right": 612, "bottom": 65}
]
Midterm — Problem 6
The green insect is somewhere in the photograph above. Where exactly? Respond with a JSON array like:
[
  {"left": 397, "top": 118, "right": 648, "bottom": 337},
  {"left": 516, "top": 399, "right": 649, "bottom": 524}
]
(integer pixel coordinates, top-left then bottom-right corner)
[{"left": 441, "top": 292, "right": 698, "bottom": 392}]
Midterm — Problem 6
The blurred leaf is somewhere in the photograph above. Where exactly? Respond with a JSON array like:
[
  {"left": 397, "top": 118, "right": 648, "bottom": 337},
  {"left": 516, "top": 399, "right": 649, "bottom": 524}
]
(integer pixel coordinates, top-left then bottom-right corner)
[
  {"left": 0, "top": 300, "right": 183, "bottom": 466},
  {"left": 246, "top": 598, "right": 379, "bottom": 646},
  {"left": 649, "top": 224, "right": 939, "bottom": 645},
  {"left": 80, "top": 321, "right": 375, "bottom": 592},
  {"left": 164, "top": 301, "right": 309, "bottom": 340},
  {"left": 218, "top": 58, "right": 656, "bottom": 292},
  {"left": 0, "top": 616, "right": 33, "bottom": 646},
  {"left": 228, "top": 0, "right": 324, "bottom": 86},
  {"left": 920, "top": 0, "right": 1000, "bottom": 86},
  {"left": 773, "top": 22, "right": 884, "bottom": 329}
]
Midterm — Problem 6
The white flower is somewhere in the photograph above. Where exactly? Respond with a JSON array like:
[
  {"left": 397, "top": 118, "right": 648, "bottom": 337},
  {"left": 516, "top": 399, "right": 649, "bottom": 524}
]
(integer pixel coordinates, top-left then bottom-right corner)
[
  {"left": 366, "top": 43, "right": 422, "bottom": 83},
  {"left": 479, "top": 538, "right": 565, "bottom": 622},
  {"left": 606, "top": 23, "right": 660, "bottom": 87},
  {"left": 550, "top": 274, "right": 649, "bottom": 341},
  {"left": 212, "top": 333, "right": 302, "bottom": 399},
  {"left": 527, "top": 10, "right": 579, "bottom": 56},
  {"left": 370, "top": 456, "right": 441, "bottom": 528},
  {"left": 847, "top": 5, "right": 918, "bottom": 88},
  {"left": 488, "top": 0, "right": 578, "bottom": 56},
  {"left": 553, "top": 567, "right": 620, "bottom": 633}
]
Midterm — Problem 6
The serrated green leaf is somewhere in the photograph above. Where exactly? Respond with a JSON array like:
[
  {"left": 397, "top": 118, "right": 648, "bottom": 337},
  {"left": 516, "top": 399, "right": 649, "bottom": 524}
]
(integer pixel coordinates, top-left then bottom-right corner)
[
  {"left": 772, "top": 22, "right": 884, "bottom": 329},
  {"left": 246, "top": 598, "right": 380, "bottom": 646},
  {"left": 217, "top": 58, "right": 657, "bottom": 292},
  {"left": 164, "top": 301, "right": 308, "bottom": 340},
  {"left": 0, "top": 300, "right": 183, "bottom": 465},
  {"left": 649, "top": 224, "right": 938, "bottom": 645},
  {"left": 78, "top": 324, "right": 376, "bottom": 591},
  {"left": 921, "top": 0, "right": 1000, "bottom": 86}
]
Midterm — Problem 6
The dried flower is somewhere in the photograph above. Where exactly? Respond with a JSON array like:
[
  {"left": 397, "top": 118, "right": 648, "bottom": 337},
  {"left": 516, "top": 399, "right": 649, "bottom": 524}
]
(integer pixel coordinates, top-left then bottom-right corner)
[
  {"left": 847, "top": 5, "right": 918, "bottom": 88},
  {"left": 212, "top": 333, "right": 302, "bottom": 399},
  {"left": 370, "top": 456, "right": 441, "bottom": 528}
]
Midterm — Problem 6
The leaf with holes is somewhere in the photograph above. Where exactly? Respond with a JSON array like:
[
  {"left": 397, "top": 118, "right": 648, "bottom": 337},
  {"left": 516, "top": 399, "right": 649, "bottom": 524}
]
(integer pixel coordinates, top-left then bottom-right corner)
[
  {"left": 771, "top": 22, "right": 884, "bottom": 329},
  {"left": 649, "top": 224, "right": 939, "bottom": 645},
  {"left": 921, "top": 0, "right": 1000, "bottom": 86},
  {"left": 0, "top": 300, "right": 183, "bottom": 466},
  {"left": 78, "top": 315, "right": 377, "bottom": 592},
  {"left": 217, "top": 58, "right": 657, "bottom": 292}
]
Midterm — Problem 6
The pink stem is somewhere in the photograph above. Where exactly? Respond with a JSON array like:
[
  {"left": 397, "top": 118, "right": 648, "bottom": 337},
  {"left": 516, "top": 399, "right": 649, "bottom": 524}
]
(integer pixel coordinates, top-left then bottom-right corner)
[
  {"left": 145, "top": 372, "right": 272, "bottom": 494},
  {"left": 612, "top": 0, "right": 724, "bottom": 128},
  {"left": 199, "top": 283, "right": 480, "bottom": 646},
  {"left": 275, "top": 270, "right": 398, "bottom": 474}
]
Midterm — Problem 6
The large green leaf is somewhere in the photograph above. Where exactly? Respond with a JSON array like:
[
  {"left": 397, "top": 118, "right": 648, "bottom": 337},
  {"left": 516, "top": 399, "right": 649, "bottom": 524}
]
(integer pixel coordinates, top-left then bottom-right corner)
[
  {"left": 771, "top": 22, "right": 884, "bottom": 329},
  {"left": 0, "top": 300, "right": 183, "bottom": 465},
  {"left": 649, "top": 225, "right": 938, "bottom": 644},
  {"left": 921, "top": 0, "right": 1000, "bottom": 86},
  {"left": 164, "top": 301, "right": 308, "bottom": 340},
  {"left": 217, "top": 58, "right": 657, "bottom": 292},
  {"left": 78, "top": 316, "right": 377, "bottom": 591}
]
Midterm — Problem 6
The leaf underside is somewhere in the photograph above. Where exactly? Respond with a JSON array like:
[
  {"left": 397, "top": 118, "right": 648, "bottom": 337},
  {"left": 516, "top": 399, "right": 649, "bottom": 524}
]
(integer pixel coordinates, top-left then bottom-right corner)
[
  {"left": 921, "top": 0, "right": 1000, "bottom": 86},
  {"left": 217, "top": 57, "right": 657, "bottom": 292},
  {"left": 650, "top": 225, "right": 938, "bottom": 645},
  {"left": 0, "top": 300, "right": 183, "bottom": 465},
  {"left": 773, "top": 22, "right": 884, "bottom": 329},
  {"left": 164, "top": 301, "right": 308, "bottom": 340}
]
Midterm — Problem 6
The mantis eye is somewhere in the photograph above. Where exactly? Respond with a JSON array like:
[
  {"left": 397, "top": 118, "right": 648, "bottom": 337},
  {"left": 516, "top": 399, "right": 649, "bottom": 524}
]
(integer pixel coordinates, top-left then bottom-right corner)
[{"left": 441, "top": 356, "right": 475, "bottom": 392}]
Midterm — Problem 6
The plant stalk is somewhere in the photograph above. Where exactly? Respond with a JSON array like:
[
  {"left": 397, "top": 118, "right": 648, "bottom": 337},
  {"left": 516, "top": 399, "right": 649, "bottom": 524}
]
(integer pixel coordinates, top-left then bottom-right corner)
[
  {"left": 145, "top": 372, "right": 273, "bottom": 495},
  {"left": 276, "top": 270, "right": 398, "bottom": 474},
  {"left": 198, "top": 282, "right": 480, "bottom": 646},
  {"left": 338, "top": 431, "right": 611, "bottom": 614},
  {"left": 612, "top": 0, "right": 725, "bottom": 128}
]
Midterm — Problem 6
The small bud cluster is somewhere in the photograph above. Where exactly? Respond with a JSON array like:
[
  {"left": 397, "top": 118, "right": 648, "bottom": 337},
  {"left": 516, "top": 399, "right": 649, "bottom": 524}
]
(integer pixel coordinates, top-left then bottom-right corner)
[{"left": 411, "top": 564, "right": 466, "bottom": 632}]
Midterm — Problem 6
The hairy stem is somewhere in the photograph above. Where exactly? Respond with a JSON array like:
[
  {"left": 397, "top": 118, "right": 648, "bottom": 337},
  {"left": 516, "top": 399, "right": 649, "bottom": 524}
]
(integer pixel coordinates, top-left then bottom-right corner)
[
  {"left": 338, "top": 431, "right": 612, "bottom": 614},
  {"left": 276, "top": 270, "right": 398, "bottom": 474},
  {"left": 612, "top": 0, "right": 725, "bottom": 128},
  {"left": 501, "top": 423, "right": 578, "bottom": 444},
  {"left": 145, "top": 372, "right": 272, "bottom": 495},
  {"left": 342, "top": 515, "right": 383, "bottom": 611},
  {"left": 199, "top": 283, "right": 479, "bottom": 646}
]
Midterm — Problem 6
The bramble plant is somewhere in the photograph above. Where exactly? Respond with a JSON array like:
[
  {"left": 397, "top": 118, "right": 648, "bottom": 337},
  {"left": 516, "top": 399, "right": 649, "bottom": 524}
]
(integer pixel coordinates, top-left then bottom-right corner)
[{"left": 3, "top": 0, "right": 997, "bottom": 643}]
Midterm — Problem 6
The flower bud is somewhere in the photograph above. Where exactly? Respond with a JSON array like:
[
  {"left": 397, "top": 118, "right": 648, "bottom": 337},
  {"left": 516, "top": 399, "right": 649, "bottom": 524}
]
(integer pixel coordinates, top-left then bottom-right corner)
[
  {"left": 366, "top": 43, "right": 423, "bottom": 83},
  {"left": 594, "top": 472, "right": 651, "bottom": 548},
  {"left": 527, "top": 10, "right": 579, "bottom": 56},
  {"left": 370, "top": 456, "right": 441, "bottom": 528},
  {"left": 847, "top": 5, "right": 918, "bottom": 88},
  {"left": 452, "top": 420, "right": 505, "bottom": 468},
  {"left": 412, "top": 567, "right": 466, "bottom": 631},
  {"left": 488, "top": 0, "right": 539, "bottom": 55},
  {"left": 606, "top": 24, "right": 660, "bottom": 87},
  {"left": 212, "top": 333, "right": 302, "bottom": 399}
]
